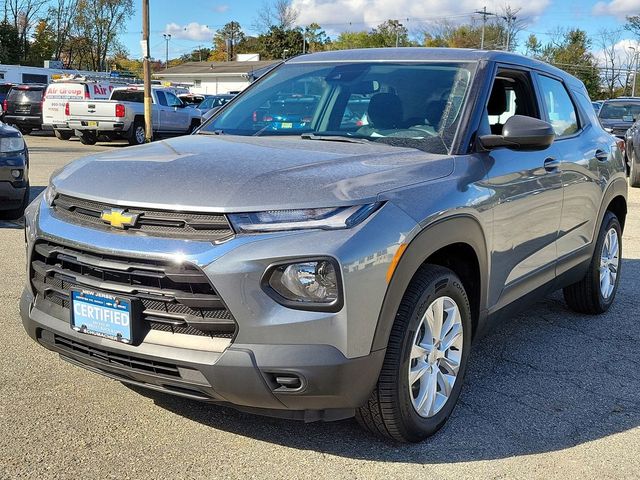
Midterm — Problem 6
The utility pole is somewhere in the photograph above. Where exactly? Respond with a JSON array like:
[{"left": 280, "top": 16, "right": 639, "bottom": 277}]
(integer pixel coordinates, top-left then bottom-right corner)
[
  {"left": 302, "top": 29, "right": 306, "bottom": 54},
  {"left": 163, "top": 33, "right": 171, "bottom": 69},
  {"left": 474, "top": 6, "right": 496, "bottom": 50},
  {"left": 630, "top": 47, "right": 639, "bottom": 97},
  {"left": 395, "top": 22, "right": 404, "bottom": 48},
  {"left": 142, "top": 0, "right": 152, "bottom": 143}
]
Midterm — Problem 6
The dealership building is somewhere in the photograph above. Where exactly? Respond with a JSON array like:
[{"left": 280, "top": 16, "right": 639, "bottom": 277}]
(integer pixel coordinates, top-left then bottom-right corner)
[{"left": 153, "top": 55, "right": 280, "bottom": 95}]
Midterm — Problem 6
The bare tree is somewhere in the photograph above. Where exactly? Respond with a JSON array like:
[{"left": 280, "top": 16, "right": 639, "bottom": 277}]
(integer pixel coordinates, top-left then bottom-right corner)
[
  {"left": 597, "top": 28, "right": 623, "bottom": 97},
  {"left": 49, "top": 0, "right": 78, "bottom": 61},
  {"left": 5, "top": 0, "right": 49, "bottom": 61},
  {"left": 253, "top": 0, "right": 299, "bottom": 32},
  {"left": 497, "top": 5, "right": 527, "bottom": 51}
]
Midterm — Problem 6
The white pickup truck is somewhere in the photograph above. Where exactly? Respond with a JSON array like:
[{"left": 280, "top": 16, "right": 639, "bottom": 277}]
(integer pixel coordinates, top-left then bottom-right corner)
[{"left": 66, "top": 87, "right": 202, "bottom": 145}]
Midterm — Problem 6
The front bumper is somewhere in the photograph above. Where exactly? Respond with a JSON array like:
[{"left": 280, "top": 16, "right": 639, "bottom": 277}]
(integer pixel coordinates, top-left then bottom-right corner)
[
  {"left": 0, "top": 152, "right": 28, "bottom": 209},
  {"left": 21, "top": 195, "right": 419, "bottom": 416},
  {"left": 21, "top": 289, "right": 385, "bottom": 420}
]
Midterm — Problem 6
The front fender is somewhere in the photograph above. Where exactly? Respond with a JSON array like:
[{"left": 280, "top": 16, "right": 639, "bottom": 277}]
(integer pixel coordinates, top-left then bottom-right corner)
[{"left": 370, "top": 214, "right": 489, "bottom": 352}]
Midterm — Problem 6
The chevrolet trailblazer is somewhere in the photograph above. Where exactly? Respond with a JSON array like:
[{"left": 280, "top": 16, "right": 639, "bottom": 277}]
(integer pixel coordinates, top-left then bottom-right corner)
[{"left": 21, "top": 48, "right": 627, "bottom": 442}]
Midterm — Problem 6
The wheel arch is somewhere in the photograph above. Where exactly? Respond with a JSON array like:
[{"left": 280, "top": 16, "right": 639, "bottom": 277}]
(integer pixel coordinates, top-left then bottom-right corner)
[
  {"left": 370, "top": 214, "right": 489, "bottom": 352},
  {"left": 598, "top": 176, "right": 627, "bottom": 233}
]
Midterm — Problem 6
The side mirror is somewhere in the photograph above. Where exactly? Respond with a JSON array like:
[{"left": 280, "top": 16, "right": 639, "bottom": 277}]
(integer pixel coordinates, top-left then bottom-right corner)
[{"left": 479, "top": 115, "right": 555, "bottom": 151}]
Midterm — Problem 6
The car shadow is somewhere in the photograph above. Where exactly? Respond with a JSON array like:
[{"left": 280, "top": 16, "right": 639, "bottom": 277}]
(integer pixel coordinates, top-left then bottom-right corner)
[
  {"left": 127, "top": 258, "right": 640, "bottom": 463},
  {"left": 0, "top": 185, "right": 46, "bottom": 228}
]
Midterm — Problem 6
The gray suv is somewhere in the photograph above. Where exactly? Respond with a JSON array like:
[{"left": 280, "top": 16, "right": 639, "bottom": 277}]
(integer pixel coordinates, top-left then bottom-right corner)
[{"left": 21, "top": 49, "right": 627, "bottom": 442}]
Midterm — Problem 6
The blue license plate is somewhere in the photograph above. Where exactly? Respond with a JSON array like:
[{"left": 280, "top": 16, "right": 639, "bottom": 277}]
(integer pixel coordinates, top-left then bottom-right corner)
[{"left": 70, "top": 290, "right": 133, "bottom": 343}]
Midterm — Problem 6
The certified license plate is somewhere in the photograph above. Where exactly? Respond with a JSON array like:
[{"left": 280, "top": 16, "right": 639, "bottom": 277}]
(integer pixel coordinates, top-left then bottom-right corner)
[
  {"left": 87, "top": 121, "right": 98, "bottom": 127},
  {"left": 70, "top": 290, "right": 134, "bottom": 343}
]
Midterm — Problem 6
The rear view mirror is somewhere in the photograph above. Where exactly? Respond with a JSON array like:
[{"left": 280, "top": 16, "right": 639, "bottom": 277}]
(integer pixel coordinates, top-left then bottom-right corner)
[{"left": 479, "top": 115, "right": 555, "bottom": 151}]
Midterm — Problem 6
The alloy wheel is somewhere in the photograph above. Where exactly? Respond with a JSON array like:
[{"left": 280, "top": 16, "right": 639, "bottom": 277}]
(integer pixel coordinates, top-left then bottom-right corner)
[
  {"left": 599, "top": 227, "right": 619, "bottom": 299},
  {"left": 408, "top": 296, "right": 463, "bottom": 418}
]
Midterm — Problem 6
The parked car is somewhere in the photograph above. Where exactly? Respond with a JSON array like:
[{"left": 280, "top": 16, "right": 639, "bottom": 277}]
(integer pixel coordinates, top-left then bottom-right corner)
[
  {"left": 0, "top": 83, "right": 15, "bottom": 115},
  {"left": 599, "top": 98, "right": 640, "bottom": 173},
  {"left": 625, "top": 117, "right": 640, "bottom": 186},
  {"left": 197, "top": 94, "right": 235, "bottom": 114},
  {"left": 66, "top": 86, "right": 202, "bottom": 145},
  {"left": 43, "top": 78, "right": 120, "bottom": 140},
  {"left": 21, "top": 48, "right": 627, "bottom": 442},
  {"left": 592, "top": 100, "right": 603, "bottom": 114},
  {"left": 252, "top": 95, "right": 320, "bottom": 132},
  {"left": 178, "top": 93, "right": 207, "bottom": 107},
  {"left": 0, "top": 123, "right": 29, "bottom": 219},
  {"left": 2, "top": 84, "right": 46, "bottom": 134}
]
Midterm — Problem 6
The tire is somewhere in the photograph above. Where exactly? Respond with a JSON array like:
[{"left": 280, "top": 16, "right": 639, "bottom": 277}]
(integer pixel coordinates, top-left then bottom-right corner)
[
  {"left": 563, "top": 211, "right": 622, "bottom": 314},
  {"left": 78, "top": 131, "right": 97, "bottom": 145},
  {"left": 0, "top": 182, "right": 30, "bottom": 220},
  {"left": 128, "top": 120, "right": 146, "bottom": 145},
  {"left": 356, "top": 265, "right": 472, "bottom": 442},
  {"left": 630, "top": 148, "right": 640, "bottom": 188},
  {"left": 18, "top": 126, "right": 32, "bottom": 135},
  {"left": 187, "top": 119, "right": 200, "bottom": 134},
  {"left": 54, "top": 129, "right": 73, "bottom": 140}
]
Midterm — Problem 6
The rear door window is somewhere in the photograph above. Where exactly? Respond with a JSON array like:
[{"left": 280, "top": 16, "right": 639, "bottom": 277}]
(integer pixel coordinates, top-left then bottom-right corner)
[{"left": 537, "top": 75, "right": 579, "bottom": 137}]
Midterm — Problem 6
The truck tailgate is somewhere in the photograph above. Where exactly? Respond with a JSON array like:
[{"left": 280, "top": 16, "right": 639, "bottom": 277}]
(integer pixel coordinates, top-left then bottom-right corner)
[{"left": 67, "top": 100, "right": 119, "bottom": 120}]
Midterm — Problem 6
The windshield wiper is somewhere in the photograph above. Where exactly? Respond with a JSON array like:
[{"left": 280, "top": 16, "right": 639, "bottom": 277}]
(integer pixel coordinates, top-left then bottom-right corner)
[
  {"left": 198, "top": 129, "right": 225, "bottom": 135},
  {"left": 301, "top": 133, "right": 372, "bottom": 144}
]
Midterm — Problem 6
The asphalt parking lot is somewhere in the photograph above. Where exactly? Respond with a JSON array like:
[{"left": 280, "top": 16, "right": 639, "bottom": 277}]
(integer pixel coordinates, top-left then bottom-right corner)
[{"left": 1, "top": 132, "right": 640, "bottom": 479}]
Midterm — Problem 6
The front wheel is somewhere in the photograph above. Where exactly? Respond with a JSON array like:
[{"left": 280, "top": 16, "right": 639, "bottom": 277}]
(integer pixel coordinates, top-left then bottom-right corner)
[
  {"left": 356, "top": 265, "right": 472, "bottom": 442},
  {"left": 563, "top": 211, "right": 622, "bottom": 314}
]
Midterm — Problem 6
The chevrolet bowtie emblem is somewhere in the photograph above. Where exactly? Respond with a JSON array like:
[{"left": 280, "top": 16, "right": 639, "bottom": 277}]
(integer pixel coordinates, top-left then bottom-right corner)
[{"left": 100, "top": 208, "right": 139, "bottom": 229}]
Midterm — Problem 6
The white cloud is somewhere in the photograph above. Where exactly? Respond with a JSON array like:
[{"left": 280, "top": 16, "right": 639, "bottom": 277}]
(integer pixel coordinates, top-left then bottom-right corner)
[
  {"left": 213, "top": 4, "right": 230, "bottom": 13},
  {"left": 593, "top": 0, "right": 639, "bottom": 18},
  {"left": 291, "top": 0, "right": 551, "bottom": 34},
  {"left": 594, "top": 38, "right": 640, "bottom": 68},
  {"left": 164, "top": 22, "right": 213, "bottom": 42}
]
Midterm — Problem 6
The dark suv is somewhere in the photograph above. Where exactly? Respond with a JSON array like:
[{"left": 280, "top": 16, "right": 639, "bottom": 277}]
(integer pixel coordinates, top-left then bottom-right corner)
[
  {"left": 3, "top": 84, "right": 47, "bottom": 134},
  {"left": 21, "top": 49, "right": 627, "bottom": 442}
]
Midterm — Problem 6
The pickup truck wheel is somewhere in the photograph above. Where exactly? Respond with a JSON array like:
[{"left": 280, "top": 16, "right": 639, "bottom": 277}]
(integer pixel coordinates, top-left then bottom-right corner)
[
  {"left": 129, "top": 121, "right": 146, "bottom": 145},
  {"left": 54, "top": 129, "right": 73, "bottom": 140},
  {"left": 18, "top": 127, "right": 32, "bottom": 135},
  {"left": 356, "top": 265, "right": 471, "bottom": 442},
  {"left": 0, "top": 182, "right": 30, "bottom": 220},
  {"left": 78, "top": 131, "right": 97, "bottom": 145},
  {"left": 563, "top": 211, "right": 622, "bottom": 314},
  {"left": 629, "top": 149, "right": 640, "bottom": 187}
]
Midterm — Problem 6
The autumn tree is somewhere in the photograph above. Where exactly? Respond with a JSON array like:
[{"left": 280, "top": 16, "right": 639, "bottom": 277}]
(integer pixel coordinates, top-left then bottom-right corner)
[
  {"left": 73, "top": 0, "right": 134, "bottom": 71},
  {"left": 0, "top": 21, "right": 21, "bottom": 64},
  {"left": 254, "top": 0, "right": 298, "bottom": 32},
  {"left": 211, "top": 21, "right": 245, "bottom": 61},
  {"left": 26, "top": 19, "right": 55, "bottom": 66}
]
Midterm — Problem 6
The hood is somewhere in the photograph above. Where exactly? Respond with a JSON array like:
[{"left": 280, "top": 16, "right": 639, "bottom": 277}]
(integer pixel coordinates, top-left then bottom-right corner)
[
  {"left": 51, "top": 134, "right": 454, "bottom": 212},
  {"left": 599, "top": 118, "right": 633, "bottom": 129}
]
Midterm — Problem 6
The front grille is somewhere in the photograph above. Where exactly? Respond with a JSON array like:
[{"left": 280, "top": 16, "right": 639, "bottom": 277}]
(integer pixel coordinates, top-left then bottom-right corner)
[
  {"left": 30, "top": 241, "right": 237, "bottom": 339},
  {"left": 53, "top": 334, "right": 180, "bottom": 377},
  {"left": 51, "top": 194, "right": 235, "bottom": 241}
]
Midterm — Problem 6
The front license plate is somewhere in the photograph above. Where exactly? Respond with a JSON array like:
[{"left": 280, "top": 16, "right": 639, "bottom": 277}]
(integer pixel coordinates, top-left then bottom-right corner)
[
  {"left": 87, "top": 121, "right": 98, "bottom": 127},
  {"left": 70, "top": 290, "right": 134, "bottom": 343},
  {"left": 280, "top": 122, "right": 293, "bottom": 129}
]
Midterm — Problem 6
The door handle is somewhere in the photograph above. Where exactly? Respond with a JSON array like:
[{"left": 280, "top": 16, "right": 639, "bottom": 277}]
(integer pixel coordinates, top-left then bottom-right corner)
[
  {"left": 544, "top": 157, "right": 559, "bottom": 172},
  {"left": 595, "top": 149, "right": 609, "bottom": 161}
]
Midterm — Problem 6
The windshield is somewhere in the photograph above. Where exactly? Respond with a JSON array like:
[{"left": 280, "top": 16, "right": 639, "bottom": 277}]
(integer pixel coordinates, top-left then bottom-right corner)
[
  {"left": 599, "top": 101, "right": 640, "bottom": 120},
  {"left": 199, "top": 61, "right": 476, "bottom": 154}
]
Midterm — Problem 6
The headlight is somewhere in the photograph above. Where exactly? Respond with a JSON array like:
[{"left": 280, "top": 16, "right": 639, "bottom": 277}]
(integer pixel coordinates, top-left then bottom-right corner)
[
  {"left": 43, "top": 185, "right": 57, "bottom": 206},
  {"left": 228, "top": 203, "right": 380, "bottom": 233},
  {"left": 263, "top": 258, "right": 342, "bottom": 311},
  {"left": 0, "top": 136, "right": 25, "bottom": 152},
  {"left": 604, "top": 127, "right": 613, "bottom": 133}
]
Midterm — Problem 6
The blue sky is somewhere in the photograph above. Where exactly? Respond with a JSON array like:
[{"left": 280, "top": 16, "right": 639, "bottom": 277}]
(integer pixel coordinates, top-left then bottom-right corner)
[{"left": 121, "top": 0, "right": 638, "bottom": 61}]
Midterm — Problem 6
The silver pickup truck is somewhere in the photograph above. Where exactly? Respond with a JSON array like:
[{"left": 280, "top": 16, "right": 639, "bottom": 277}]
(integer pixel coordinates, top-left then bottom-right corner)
[{"left": 67, "top": 87, "right": 202, "bottom": 145}]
